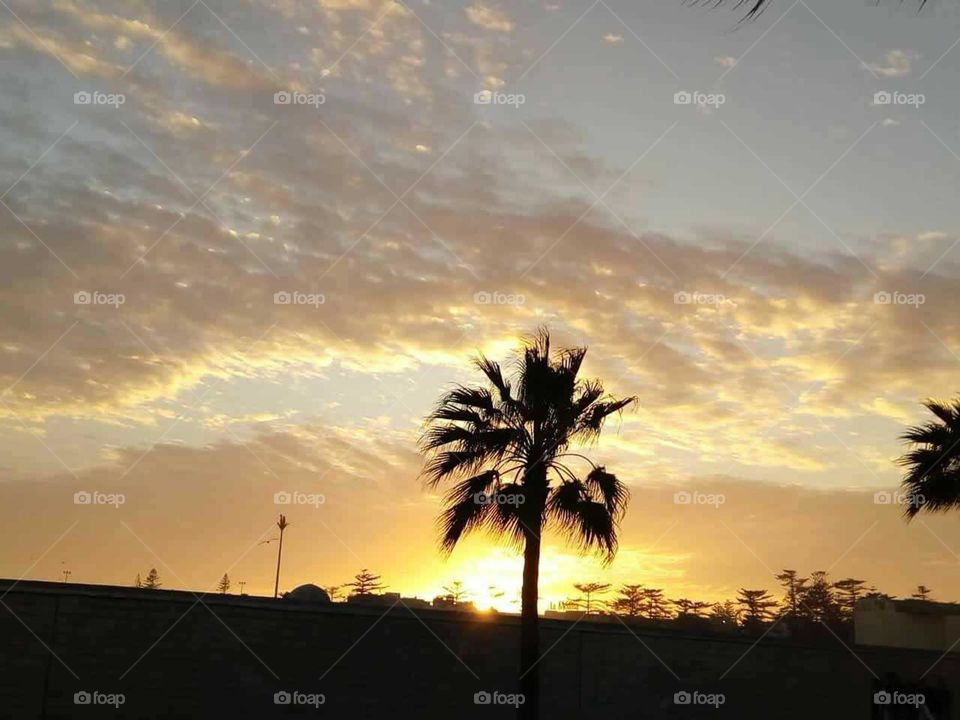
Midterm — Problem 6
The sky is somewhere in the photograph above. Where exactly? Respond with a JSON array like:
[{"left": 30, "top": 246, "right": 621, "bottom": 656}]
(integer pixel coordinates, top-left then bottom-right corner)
[{"left": 3, "top": 0, "right": 960, "bottom": 612}]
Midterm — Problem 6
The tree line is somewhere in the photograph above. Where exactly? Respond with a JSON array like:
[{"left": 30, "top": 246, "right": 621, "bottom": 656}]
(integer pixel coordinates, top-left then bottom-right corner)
[
  {"left": 129, "top": 566, "right": 938, "bottom": 625},
  {"left": 557, "top": 571, "right": 936, "bottom": 633}
]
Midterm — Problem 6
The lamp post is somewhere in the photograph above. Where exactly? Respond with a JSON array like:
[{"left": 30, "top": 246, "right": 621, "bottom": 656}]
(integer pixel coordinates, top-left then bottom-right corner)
[{"left": 273, "top": 514, "right": 289, "bottom": 599}]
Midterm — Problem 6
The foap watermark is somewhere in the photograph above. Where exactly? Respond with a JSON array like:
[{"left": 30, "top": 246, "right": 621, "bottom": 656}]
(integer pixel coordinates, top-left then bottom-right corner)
[
  {"left": 874, "top": 490, "right": 923, "bottom": 508},
  {"left": 274, "top": 90, "right": 325, "bottom": 108},
  {"left": 474, "top": 690, "right": 525, "bottom": 708},
  {"left": 273, "top": 690, "right": 325, "bottom": 708},
  {"left": 874, "top": 291, "right": 924, "bottom": 308},
  {"left": 274, "top": 491, "right": 325, "bottom": 508},
  {"left": 674, "top": 691, "right": 725, "bottom": 708},
  {"left": 674, "top": 490, "right": 725, "bottom": 508},
  {"left": 74, "top": 691, "right": 125, "bottom": 708},
  {"left": 674, "top": 291, "right": 726, "bottom": 306},
  {"left": 874, "top": 690, "right": 924, "bottom": 709},
  {"left": 74, "top": 290, "right": 125, "bottom": 307},
  {"left": 474, "top": 90, "right": 525, "bottom": 107},
  {"left": 674, "top": 90, "right": 725, "bottom": 109},
  {"left": 473, "top": 491, "right": 525, "bottom": 507},
  {"left": 274, "top": 291, "right": 325, "bottom": 308},
  {"left": 74, "top": 490, "right": 125, "bottom": 508},
  {"left": 474, "top": 291, "right": 525, "bottom": 306},
  {"left": 73, "top": 90, "right": 125, "bottom": 108},
  {"left": 873, "top": 90, "right": 924, "bottom": 108}
]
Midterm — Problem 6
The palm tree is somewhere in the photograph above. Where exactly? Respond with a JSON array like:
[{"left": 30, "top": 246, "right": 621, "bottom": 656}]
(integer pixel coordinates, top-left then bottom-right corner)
[
  {"left": 420, "top": 329, "right": 635, "bottom": 719},
  {"left": 897, "top": 398, "right": 960, "bottom": 517}
]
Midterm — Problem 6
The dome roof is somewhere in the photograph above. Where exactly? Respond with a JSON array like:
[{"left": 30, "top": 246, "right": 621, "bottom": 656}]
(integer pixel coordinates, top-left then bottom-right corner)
[{"left": 285, "top": 584, "right": 332, "bottom": 604}]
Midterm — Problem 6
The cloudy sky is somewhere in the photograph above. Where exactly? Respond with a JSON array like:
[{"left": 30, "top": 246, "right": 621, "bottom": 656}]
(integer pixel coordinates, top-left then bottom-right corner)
[{"left": 3, "top": 0, "right": 960, "bottom": 610}]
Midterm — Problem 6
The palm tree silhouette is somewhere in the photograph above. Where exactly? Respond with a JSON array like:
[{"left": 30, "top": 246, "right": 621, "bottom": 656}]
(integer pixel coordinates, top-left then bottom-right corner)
[
  {"left": 420, "top": 329, "right": 635, "bottom": 719},
  {"left": 897, "top": 398, "right": 960, "bottom": 517}
]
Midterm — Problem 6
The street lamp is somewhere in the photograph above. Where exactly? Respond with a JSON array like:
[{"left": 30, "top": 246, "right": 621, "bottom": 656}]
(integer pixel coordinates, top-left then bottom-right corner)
[{"left": 273, "top": 514, "right": 289, "bottom": 599}]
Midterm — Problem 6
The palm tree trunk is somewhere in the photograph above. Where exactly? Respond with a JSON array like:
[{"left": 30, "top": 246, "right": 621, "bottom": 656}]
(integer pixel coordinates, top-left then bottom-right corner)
[{"left": 518, "top": 527, "right": 541, "bottom": 720}]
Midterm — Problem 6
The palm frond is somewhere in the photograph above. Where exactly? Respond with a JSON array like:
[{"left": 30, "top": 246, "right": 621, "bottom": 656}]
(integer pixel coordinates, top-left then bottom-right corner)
[
  {"left": 427, "top": 385, "right": 497, "bottom": 428},
  {"left": 571, "top": 500, "right": 618, "bottom": 562},
  {"left": 487, "top": 481, "right": 531, "bottom": 549},
  {"left": 688, "top": 0, "right": 929, "bottom": 22},
  {"left": 422, "top": 449, "right": 488, "bottom": 487},
  {"left": 898, "top": 397, "right": 960, "bottom": 519},
  {"left": 549, "top": 347, "right": 586, "bottom": 405},
  {"left": 899, "top": 446, "right": 960, "bottom": 518},
  {"left": 444, "top": 386, "right": 497, "bottom": 414},
  {"left": 686, "top": 0, "right": 771, "bottom": 20},
  {"left": 422, "top": 424, "right": 521, "bottom": 456},
  {"left": 901, "top": 421, "right": 953, "bottom": 446},
  {"left": 427, "top": 405, "right": 487, "bottom": 426},
  {"left": 420, "top": 423, "right": 477, "bottom": 452},
  {"left": 575, "top": 396, "right": 637, "bottom": 440},
  {"left": 560, "top": 347, "right": 588, "bottom": 379},
  {"left": 584, "top": 466, "right": 630, "bottom": 517},
  {"left": 516, "top": 328, "right": 554, "bottom": 421},
  {"left": 474, "top": 355, "right": 517, "bottom": 406},
  {"left": 571, "top": 381, "right": 605, "bottom": 417},
  {"left": 548, "top": 479, "right": 619, "bottom": 563},
  {"left": 438, "top": 471, "right": 499, "bottom": 552},
  {"left": 922, "top": 398, "right": 960, "bottom": 427}
]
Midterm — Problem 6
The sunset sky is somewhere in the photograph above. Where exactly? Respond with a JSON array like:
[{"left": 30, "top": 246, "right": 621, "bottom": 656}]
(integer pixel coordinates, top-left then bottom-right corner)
[{"left": 4, "top": 0, "right": 960, "bottom": 611}]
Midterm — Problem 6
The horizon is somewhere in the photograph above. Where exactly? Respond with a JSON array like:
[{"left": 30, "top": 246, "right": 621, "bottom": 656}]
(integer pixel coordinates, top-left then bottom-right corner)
[{"left": 6, "top": 0, "right": 960, "bottom": 621}]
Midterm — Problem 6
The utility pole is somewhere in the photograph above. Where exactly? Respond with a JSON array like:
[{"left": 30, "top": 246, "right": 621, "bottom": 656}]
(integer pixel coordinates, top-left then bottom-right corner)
[
  {"left": 238, "top": 581, "right": 247, "bottom": 595},
  {"left": 273, "top": 514, "right": 289, "bottom": 599},
  {"left": 62, "top": 570, "right": 71, "bottom": 583}
]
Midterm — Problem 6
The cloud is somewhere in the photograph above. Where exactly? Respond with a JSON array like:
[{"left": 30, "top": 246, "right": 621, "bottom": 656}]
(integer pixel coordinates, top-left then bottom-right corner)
[
  {"left": 866, "top": 49, "right": 917, "bottom": 78},
  {"left": 3, "top": 0, "right": 960, "bottom": 602},
  {"left": 2, "top": 132, "right": 958, "bottom": 486},
  {"left": 465, "top": 3, "right": 514, "bottom": 32}
]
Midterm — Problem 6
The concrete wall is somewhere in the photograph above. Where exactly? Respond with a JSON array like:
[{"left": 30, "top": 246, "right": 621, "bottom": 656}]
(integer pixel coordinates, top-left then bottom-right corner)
[
  {"left": 0, "top": 580, "right": 956, "bottom": 719},
  {"left": 856, "top": 596, "right": 960, "bottom": 654},
  {"left": 857, "top": 598, "right": 944, "bottom": 652}
]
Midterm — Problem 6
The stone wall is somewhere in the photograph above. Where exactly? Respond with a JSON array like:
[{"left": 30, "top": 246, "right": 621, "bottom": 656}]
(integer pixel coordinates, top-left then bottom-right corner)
[{"left": 0, "top": 580, "right": 955, "bottom": 719}]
